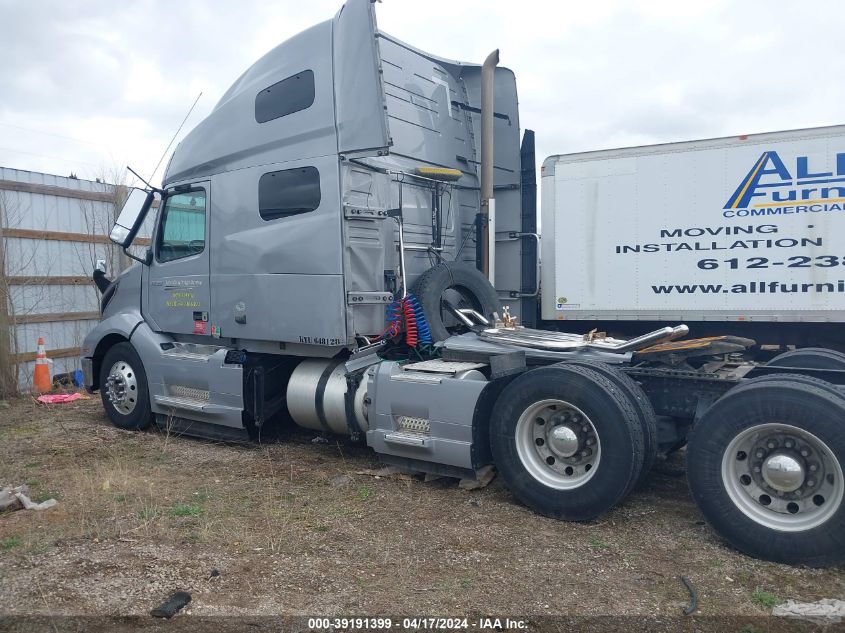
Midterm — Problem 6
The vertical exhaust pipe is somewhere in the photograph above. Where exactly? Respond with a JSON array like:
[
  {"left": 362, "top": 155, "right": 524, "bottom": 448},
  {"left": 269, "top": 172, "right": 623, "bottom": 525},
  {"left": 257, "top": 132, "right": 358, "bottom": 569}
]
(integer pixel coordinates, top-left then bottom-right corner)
[{"left": 480, "top": 49, "right": 499, "bottom": 285}]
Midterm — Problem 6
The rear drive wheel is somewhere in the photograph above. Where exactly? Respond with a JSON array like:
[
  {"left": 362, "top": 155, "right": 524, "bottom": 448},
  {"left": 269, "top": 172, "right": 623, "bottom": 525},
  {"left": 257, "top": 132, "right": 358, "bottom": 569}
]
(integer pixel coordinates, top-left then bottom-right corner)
[
  {"left": 768, "top": 347, "right": 845, "bottom": 370},
  {"left": 490, "top": 364, "right": 645, "bottom": 521},
  {"left": 555, "top": 360, "right": 658, "bottom": 490},
  {"left": 687, "top": 380, "right": 845, "bottom": 566},
  {"left": 99, "top": 342, "right": 152, "bottom": 430},
  {"left": 730, "top": 372, "right": 845, "bottom": 399}
]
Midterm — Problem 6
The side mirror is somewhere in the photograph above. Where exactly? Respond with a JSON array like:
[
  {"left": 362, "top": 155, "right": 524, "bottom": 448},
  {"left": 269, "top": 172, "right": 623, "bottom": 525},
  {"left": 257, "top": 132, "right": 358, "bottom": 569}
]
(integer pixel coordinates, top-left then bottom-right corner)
[
  {"left": 110, "top": 188, "right": 154, "bottom": 248},
  {"left": 95, "top": 259, "right": 107, "bottom": 274}
]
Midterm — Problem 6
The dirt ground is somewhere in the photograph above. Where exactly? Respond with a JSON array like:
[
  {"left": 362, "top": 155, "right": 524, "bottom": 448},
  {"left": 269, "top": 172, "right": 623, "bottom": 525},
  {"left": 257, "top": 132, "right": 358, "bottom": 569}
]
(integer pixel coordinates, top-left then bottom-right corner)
[{"left": 0, "top": 395, "right": 843, "bottom": 621}]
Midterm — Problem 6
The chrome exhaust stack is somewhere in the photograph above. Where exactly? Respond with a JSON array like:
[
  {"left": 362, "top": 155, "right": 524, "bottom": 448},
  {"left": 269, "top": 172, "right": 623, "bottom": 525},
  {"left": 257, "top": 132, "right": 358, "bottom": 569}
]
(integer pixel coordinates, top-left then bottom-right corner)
[{"left": 480, "top": 49, "right": 499, "bottom": 285}]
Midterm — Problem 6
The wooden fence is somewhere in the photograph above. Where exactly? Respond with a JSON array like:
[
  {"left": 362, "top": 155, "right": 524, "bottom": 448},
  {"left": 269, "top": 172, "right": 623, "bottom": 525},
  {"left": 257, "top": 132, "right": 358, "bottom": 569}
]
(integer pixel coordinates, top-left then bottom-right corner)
[{"left": 0, "top": 167, "right": 147, "bottom": 394}]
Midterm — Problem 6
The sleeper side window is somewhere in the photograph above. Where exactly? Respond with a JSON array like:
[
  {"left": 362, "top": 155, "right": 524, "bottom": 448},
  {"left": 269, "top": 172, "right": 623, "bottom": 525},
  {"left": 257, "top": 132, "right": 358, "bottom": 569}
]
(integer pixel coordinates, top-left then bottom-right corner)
[
  {"left": 255, "top": 70, "right": 315, "bottom": 123},
  {"left": 259, "top": 167, "right": 321, "bottom": 221},
  {"left": 156, "top": 189, "right": 207, "bottom": 263}
]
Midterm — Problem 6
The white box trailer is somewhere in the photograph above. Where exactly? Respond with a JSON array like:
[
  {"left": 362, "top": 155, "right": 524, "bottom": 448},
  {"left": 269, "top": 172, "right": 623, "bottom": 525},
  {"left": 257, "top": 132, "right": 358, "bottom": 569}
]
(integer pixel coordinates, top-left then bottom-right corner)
[{"left": 541, "top": 124, "right": 845, "bottom": 348}]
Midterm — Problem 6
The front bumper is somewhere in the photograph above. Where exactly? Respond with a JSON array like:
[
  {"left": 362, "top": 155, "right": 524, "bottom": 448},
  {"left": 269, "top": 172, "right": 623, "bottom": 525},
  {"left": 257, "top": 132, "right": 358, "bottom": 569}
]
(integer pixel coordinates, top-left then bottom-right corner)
[{"left": 81, "top": 357, "right": 95, "bottom": 393}]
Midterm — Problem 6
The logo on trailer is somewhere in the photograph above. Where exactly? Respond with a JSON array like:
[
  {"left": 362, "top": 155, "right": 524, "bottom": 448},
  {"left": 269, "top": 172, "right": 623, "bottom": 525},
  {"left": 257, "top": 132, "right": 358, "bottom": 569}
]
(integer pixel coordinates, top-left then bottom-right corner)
[
  {"left": 723, "top": 149, "right": 845, "bottom": 217},
  {"left": 555, "top": 296, "right": 580, "bottom": 310}
]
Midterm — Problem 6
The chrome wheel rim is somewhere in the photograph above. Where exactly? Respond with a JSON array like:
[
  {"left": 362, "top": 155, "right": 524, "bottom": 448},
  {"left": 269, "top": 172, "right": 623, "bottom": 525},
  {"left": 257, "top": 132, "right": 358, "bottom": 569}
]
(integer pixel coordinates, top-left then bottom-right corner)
[
  {"left": 722, "top": 423, "right": 843, "bottom": 532},
  {"left": 105, "top": 360, "right": 138, "bottom": 415},
  {"left": 515, "top": 399, "right": 601, "bottom": 490}
]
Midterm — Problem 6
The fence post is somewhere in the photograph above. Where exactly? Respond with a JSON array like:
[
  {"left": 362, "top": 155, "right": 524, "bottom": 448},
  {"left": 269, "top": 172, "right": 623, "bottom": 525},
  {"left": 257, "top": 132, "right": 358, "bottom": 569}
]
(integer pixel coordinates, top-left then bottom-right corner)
[{"left": 0, "top": 220, "right": 16, "bottom": 397}]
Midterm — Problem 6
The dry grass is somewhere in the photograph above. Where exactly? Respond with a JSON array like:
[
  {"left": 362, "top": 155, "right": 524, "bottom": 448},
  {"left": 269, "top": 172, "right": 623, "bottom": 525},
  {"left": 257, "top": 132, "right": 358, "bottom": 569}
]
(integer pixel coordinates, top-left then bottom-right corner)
[{"left": 0, "top": 396, "right": 843, "bottom": 617}]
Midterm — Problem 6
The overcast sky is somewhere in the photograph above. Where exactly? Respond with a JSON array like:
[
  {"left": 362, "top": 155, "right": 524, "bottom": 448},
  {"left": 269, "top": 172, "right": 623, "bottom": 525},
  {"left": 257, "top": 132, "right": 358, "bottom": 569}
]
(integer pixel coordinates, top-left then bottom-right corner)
[{"left": 1, "top": 0, "right": 843, "bottom": 185}]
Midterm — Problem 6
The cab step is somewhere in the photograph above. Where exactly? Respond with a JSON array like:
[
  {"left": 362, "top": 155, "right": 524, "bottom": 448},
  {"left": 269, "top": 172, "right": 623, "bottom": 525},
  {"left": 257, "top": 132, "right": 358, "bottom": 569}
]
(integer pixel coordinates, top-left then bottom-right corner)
[
  {"left": 161, "top": 342, "right": 227, "bottom": 361},
  {"left": 154, "top": 395, "right": 207, "bottom": 412},
  {"left": 148, "top": 345, "right": 244, "bottom": 429}
]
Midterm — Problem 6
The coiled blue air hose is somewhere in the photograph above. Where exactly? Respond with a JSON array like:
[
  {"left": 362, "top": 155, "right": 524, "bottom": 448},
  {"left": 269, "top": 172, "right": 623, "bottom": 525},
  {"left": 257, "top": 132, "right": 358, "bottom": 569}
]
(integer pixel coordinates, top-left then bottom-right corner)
[{"left": 405, "top": 293, "right": 432, "bottom": 344}]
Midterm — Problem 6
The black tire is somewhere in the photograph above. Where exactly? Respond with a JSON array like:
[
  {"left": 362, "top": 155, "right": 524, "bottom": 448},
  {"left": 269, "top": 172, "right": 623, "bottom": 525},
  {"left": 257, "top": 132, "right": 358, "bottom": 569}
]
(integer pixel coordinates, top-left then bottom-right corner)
[
  {"left": 687, "top": 380, "right": 845, "bottom": 566},
  {"left": 730, "top": 372, "right": 845, "bottom": 399},
  {"left": 490, "top": 364, "right": 645, "bottom": 521},
  {"left": 554, "top": 360, "right": 657, "bottom": 490},
  {"left": 768, "top": 347, "right": 845, "bottom": 370},
  {"left": 99, "top": 342, "right": 152, "bottom": 430},
  {"left": 410, "top": 262, "right": 499, "bottom": 342}
]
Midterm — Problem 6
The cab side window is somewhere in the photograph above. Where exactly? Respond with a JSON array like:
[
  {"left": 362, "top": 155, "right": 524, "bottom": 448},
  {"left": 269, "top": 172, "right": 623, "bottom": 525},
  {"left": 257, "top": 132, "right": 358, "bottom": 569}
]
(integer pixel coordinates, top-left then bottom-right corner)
[
  {"left": 258, "top": 167, "right": 320, "bottom": 221},
  {"left": 255, "top": 70, "right": 315, "bottom": 123},
  {"left": 157, "top": 189, "right": 207, "bottom": 263}
]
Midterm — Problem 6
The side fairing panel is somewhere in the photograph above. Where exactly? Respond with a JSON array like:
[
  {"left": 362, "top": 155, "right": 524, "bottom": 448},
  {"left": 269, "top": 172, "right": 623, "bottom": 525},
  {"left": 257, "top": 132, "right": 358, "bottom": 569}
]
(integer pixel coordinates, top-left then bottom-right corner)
[{"left": 334, "top": 0, "right": 391, "bottom": 156}]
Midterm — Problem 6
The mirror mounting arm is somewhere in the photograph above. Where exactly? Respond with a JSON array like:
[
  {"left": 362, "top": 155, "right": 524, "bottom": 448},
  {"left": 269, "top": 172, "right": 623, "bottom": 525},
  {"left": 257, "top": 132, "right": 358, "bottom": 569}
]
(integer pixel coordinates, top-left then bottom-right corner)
[
  {"left": 122, "top": 247, "right": 153, "bottom": 266},
  {"left": 127, "top": 165, "right": 165, "bottom": 196}
]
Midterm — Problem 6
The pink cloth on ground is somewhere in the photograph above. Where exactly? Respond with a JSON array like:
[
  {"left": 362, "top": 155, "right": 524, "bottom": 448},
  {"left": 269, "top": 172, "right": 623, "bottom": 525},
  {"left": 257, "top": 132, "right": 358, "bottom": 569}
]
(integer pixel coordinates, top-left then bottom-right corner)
[{"left": 37, "top": 393, "right": 84, "bottom": 404}]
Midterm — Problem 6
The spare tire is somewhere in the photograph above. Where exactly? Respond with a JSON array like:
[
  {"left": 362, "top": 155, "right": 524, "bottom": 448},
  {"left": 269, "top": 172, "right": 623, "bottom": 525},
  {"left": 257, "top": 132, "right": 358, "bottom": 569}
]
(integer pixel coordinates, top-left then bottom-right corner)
[{"left": 410, "top": 262, "right": 500, "bottom": 342}]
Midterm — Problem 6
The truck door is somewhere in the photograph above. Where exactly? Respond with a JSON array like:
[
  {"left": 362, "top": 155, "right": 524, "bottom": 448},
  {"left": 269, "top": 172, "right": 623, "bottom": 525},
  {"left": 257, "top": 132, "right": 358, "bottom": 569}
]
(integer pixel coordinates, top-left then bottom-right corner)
[{"left": 143, "top": 182, "right": 211, "bottom": 336}]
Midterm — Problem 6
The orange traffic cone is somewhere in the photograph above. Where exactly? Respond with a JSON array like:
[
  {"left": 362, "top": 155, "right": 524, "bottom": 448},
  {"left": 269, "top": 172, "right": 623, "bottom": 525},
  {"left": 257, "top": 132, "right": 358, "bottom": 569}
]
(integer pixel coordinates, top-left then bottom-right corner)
[{"left": 33, "top": 337, "right": 52, "bottom": 393}]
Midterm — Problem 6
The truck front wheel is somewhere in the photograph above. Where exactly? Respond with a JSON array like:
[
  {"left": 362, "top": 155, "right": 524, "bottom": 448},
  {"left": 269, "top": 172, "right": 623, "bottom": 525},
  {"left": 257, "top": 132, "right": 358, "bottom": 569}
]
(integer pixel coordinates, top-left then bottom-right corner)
[
  {"left": 99, "top": 342, "right": 152, "bottom": 431},
  {"left": 490, "top": 364, "right": 645, "bottom": 521},
  {"left": 687, "top": 379, "right": 845, "bottom": 566}
]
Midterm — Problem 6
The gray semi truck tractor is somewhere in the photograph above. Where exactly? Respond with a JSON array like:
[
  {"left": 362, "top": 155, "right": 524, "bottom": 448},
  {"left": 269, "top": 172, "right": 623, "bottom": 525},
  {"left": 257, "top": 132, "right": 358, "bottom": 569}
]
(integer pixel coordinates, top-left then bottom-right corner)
[{"left": 81, "top": 0, "right": 845, "bottom": 566}]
